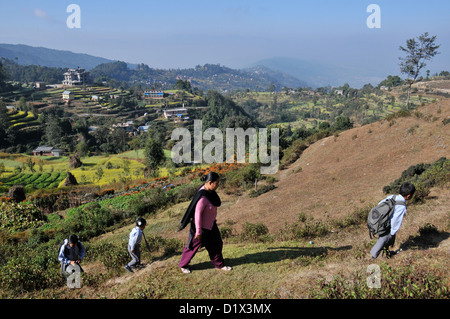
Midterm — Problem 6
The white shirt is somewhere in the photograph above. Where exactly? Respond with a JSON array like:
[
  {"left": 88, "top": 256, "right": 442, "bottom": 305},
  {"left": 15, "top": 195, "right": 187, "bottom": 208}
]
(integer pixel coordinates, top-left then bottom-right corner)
[{"left": 379, "top": 194, "right": 407, "bottom": 236}]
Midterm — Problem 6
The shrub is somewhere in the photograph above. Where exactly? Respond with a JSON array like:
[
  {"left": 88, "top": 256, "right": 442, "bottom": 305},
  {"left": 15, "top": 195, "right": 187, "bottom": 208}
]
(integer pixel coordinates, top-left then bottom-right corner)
[
  {"left": 0, "top": 202, "right": 45, "bottom": 233},
  {"left": 144, "top": 234, "right": 183, "bottom": 256},
  {"left": 249, "top": 184, "right": 275, "bottom": 198},
  {"left": 0, "top": 244, "right": 62, "bottom": 294},
  {"left": 129, "top": 188, "right": 170, "bottom": 217},
  {"left": 240, "top": 222, "right": 272, "bottom": 242},
  {"left": 383, "top": 157, "right": 449, "bottom": 202},
  {"left": 311, "top": 263, "right": 449, "bottom": 299},
  {"left": 223, "top": 164, "right": 261, "bottom": 192},
  {"left": 95, "top": 242, "right": 130, "bottom": 273},
  {"left": 280, "top": 220, "right": 330, "bottom": 241},
  {"left": 331, "top": 205, "right": 371, "bottom": 229},
  {"left": 280, "top": 139, "right": 308, "bottom": 167},
  {"left": 171, "top": 182, "right": 202, "bottom": 203}
]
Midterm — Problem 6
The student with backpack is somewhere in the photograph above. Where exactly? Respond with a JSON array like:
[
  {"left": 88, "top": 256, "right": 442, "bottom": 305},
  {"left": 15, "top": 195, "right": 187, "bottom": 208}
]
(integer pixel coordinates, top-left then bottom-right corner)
[
  {"left": 368, "top": 182, "right": 416, "bottom": 259},
  {"left": 58, "top": 234, "right": 86, "bottom": 276}
]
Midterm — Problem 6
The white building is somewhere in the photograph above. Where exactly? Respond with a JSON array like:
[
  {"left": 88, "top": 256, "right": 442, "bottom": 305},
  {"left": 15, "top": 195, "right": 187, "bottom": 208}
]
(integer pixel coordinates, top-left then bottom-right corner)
[{"left": 63, "top": 67, "right": 89, "bottom": 86}]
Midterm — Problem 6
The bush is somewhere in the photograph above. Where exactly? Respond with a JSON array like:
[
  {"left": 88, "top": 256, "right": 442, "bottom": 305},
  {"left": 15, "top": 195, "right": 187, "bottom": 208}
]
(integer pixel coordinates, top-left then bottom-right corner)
[
  {"left": 171, "top": 182, "right": 202, "bottom": 203},
  {"left": 63, "top": 204, "right": 115, "bottom": 240},
  {"left": 0, "top": 244, "right": 62, "bottom": 294},
  {"left": 240, "top": 222, "right": 272, "bottom": 242},
  {"left": 223, "top": 164, "right": 261, "bottom": 192},
  {"left": 383, "top": 157, "right": 449, "bottom": 202},
  {"left": 94, "top": 242, "right": 130, "bottom": 273},
  {"left": 249, "top": 184, "right": 276, "bottom": 198},
  {"left": 279, "top": 219, "right": 330, "bottom": 241},
  {"left": 0, "top": 202, "right": 45, "bottom": 233},
  {"left": 280, "top": 139, "right": 308, "bottom": 167},
  {"left": 129, "top": 188, "right": 170, "bottom": 217},
  {"left": 145, "top": 234, "right": 183, "bottom": 256},
  {"left": 311, "top": 263, "right": 449, "bottom": 299}
]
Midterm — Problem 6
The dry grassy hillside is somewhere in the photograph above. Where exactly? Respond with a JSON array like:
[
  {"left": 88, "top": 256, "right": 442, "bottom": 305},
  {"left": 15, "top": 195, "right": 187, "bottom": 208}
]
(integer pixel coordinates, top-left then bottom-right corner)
[
  {"left": 41, "top": 95, "right": 449, "bottom": 300},
  {"left": 219, "top": 98, "right": 449, "bottom": 234}
]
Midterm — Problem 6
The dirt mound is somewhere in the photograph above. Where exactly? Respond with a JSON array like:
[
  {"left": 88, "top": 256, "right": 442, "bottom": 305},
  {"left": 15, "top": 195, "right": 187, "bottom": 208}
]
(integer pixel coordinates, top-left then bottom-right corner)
[{"left": 219, "top": 99, "right": 450, "bottom": 233}]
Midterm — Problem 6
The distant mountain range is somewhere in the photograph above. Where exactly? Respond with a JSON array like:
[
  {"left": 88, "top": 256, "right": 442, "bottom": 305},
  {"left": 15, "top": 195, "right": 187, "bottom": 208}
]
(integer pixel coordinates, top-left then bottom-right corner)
[
  {"left": 251, "top": 57, "right": 387, "bottom": 88},
  {"left": 0, "top": 43, "right": 386, "bottom": 89},
  {"left": 0, "top": 43, "right": 113, "bottom": 70}
]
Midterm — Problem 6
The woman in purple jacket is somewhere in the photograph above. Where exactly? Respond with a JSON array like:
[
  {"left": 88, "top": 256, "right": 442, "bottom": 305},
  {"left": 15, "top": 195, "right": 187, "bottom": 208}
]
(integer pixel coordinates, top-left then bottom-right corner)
[{"left": 179, "top": 172, "right": 232, "bottom": 274}]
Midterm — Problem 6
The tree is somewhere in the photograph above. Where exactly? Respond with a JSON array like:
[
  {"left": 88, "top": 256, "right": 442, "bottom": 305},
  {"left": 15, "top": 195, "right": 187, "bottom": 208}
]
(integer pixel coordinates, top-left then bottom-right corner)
[
  {"left": 144, "top": 136, "right": 165, "bottom": 176},
  {"left": 0, "top": 60, "right": 9, "bottom": 90},
  {"left": 399, "top": 32, "right": 440, "bottom": 108},
  {"left": 173, "top": 79, "right": 192, "bottom": 93},
  {"left": 0, "top": 101, "right": 10, "bottom": 148},
  {"left": 378, "top": 75, "right": 403, "bottom": 88},
  {"left": 334, "top": 116, "right": 353, "bottom": 131},
  {"left": 26, "top": 157, "right": 35, "bottom": 173}
]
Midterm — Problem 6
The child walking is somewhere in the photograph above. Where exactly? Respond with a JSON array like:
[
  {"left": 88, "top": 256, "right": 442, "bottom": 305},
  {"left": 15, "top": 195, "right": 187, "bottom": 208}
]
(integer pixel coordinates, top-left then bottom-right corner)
[
  {"left": 370, "top": 182, "right": 416, "bottom": 259},
  {"left": 124, "top": 217, "right": 147, "bottom": 272}
]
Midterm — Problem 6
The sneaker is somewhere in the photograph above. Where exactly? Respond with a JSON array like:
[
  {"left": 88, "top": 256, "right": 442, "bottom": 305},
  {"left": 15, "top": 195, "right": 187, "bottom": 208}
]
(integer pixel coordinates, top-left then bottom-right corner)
[
  {"left": 218, "top": 266, "right": 232, "bottom": 271},
  {"left": 124, "top": 265, "right": 133, "bottom": 273},
  {"left": 181, "top": 267, "right": 191, "bottom": 274}
]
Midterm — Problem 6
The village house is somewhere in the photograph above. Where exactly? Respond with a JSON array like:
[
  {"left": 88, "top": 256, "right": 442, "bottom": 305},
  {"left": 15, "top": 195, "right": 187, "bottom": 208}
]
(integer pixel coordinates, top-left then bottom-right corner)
[
  {"left": 34, "top": 82, "right": 46, "bottom": 90},
  {"left": 32, "top": 146, "right": 65, "bottom": 157},
  {"left": 62, "top": 90, "right": 73, "bottom": 100},
  {"left": 144, "top": 90, "right": 165, "bottom": 99},
  {"left": 163, "top": 107, "right": 188, "bottom": 119},
  {"left": 62, "top": 67, "right": 90, "bottom": 86},
  {"left": 112, "top": 120, "right": 134, "bottom": 134}
]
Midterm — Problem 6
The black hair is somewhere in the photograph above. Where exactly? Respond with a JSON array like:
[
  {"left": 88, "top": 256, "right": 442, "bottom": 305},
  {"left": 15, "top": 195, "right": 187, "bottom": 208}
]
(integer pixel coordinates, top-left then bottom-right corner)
[
  {"left": 136, "top": 217, "right": 147, "bottom": 227},
  {"left": 399, "top": 182, "right": 416, "bottom": 197},
  {"left": 69, "top": 234, "right": 79, "bottom": 244},
  {"left": 201, "top": 171, "right": 220, "bottom": 183}
]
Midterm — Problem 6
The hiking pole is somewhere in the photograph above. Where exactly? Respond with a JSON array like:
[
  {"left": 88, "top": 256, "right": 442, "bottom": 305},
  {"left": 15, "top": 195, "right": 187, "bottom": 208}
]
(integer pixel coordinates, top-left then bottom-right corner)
[{"left": 142, "top": 232, "right": 152, "bottom": 254}]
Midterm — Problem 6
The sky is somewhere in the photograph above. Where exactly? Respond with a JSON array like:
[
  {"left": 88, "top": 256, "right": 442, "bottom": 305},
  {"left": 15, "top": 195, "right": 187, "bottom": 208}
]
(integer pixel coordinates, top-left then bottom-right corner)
[{"left": 0, "top": 0, "right": 449, "bottom": 84}]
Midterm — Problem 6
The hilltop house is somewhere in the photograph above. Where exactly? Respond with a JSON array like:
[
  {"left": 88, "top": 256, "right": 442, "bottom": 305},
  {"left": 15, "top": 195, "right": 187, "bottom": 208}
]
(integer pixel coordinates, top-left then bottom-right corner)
[
  {"left": 33, "top": 146, "right": 65, "bottom": 157},
  {"left": 62, "top": 67, "right": 89, "bottom": 86}
]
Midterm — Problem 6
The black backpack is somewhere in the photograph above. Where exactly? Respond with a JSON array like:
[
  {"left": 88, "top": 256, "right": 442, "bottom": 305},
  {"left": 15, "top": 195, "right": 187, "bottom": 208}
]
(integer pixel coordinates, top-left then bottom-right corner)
[{"left": 367, "top": 195, "right": 405, "bottom": 238}]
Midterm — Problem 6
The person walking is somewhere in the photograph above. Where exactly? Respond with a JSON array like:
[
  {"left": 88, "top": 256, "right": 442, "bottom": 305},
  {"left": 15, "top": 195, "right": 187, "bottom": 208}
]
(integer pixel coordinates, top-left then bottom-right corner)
[
  {"left": 124, "top": 217, "right": 147, "bottom": 272},
  {"left": 370, "top": 182, "right": 416, "bottom": 259},
  {"left": 178, "top": 172, "right": 232, "bottom": 274}
]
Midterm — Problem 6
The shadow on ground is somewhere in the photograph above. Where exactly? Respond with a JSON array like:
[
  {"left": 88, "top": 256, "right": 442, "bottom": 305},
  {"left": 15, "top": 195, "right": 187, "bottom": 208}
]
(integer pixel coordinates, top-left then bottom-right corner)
[{"left": 190, "top": 245, "right": 352, "bottom": 271}]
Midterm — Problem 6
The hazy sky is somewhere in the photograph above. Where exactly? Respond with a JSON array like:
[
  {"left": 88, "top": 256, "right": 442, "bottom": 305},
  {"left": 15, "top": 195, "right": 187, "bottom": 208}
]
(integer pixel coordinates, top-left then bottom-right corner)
[{"left": 1, "top": 0, "right": 449, "bottom": 78}]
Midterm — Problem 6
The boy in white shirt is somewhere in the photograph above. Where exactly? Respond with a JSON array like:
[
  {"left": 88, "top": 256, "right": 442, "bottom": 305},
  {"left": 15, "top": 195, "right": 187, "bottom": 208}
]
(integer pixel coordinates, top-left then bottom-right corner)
[
  {"left": 124, "top": 218, "right": 147, "bottom": 272},
  {"left": 370, "top": 182, "right": 415, "bottom": 259}
]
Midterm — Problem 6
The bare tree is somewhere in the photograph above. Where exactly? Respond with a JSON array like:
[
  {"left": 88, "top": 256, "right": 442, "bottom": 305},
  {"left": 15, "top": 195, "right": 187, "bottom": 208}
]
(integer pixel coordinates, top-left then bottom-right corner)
[{"left": 399, "top": 32, "right": 440, "bottom": 108}]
